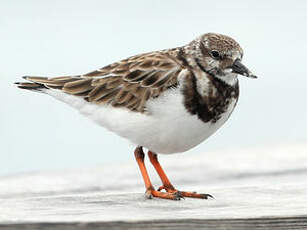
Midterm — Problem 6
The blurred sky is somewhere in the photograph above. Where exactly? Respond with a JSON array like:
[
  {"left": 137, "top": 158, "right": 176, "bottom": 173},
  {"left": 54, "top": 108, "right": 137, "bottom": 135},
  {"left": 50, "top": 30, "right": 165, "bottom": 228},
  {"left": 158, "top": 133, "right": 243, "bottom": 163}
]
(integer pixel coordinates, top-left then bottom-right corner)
[{"left": 1, "top": 0, "right": 307, "bottom": 176}]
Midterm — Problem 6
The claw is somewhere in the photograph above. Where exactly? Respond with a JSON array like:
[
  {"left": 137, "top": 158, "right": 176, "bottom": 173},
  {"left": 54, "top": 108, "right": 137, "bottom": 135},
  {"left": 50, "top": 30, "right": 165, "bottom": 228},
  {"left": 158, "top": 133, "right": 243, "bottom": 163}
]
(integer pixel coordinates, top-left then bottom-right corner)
[{"left": 202, "top": 193, "right": 214, "bottom": 199}]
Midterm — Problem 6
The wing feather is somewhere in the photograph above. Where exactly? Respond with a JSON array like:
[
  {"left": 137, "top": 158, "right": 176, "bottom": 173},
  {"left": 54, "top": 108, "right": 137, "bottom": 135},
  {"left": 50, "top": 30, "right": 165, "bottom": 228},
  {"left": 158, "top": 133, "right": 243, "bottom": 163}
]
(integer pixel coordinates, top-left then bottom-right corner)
[{"left": 19, "top": 50, "right": 184, "bottom": 113}]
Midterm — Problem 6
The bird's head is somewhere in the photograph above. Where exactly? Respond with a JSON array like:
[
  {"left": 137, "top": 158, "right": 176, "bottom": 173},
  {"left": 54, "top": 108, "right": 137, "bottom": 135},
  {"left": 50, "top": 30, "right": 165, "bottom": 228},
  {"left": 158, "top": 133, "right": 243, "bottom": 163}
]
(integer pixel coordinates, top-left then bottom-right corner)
[{"left": 186, "top": 33, "right": 257, "bottom": 85}]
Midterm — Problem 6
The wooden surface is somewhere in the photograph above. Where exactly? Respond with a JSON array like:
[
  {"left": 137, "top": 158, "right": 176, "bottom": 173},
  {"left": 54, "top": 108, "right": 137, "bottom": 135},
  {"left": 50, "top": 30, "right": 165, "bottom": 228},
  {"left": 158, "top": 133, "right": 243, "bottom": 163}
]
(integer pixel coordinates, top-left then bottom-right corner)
[
  {"left": 1, "top": 144, "right": 307, "bottom": 229},
  {"left": 1, "top": 217, "right": 307, "bottom": 230}
]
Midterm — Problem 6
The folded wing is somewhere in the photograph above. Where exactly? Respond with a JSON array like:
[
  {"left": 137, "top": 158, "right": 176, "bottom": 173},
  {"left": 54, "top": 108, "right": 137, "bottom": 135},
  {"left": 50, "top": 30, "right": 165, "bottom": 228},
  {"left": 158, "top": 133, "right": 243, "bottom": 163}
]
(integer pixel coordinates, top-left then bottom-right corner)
[{"left": 16, "top": 51, "right": 183, "bottom": 113}]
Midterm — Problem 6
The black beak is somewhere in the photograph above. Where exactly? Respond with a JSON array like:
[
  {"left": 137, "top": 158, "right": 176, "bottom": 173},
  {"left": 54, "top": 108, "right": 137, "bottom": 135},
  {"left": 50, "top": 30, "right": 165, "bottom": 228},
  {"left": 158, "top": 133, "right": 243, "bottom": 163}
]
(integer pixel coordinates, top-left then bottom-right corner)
[{"left": 232, "top": 59, "right": 257, "bottom": 79}]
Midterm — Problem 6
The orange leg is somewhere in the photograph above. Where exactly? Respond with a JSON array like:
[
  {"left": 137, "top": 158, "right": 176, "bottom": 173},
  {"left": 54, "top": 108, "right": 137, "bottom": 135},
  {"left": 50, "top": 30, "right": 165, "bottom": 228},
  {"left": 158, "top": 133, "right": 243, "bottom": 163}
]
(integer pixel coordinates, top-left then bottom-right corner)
[
  {"left": 134, "top": 146, "right": 182, "bottom": 200},
  {"left": 148, "top": 151, "right": 213, "bottom": 199}
]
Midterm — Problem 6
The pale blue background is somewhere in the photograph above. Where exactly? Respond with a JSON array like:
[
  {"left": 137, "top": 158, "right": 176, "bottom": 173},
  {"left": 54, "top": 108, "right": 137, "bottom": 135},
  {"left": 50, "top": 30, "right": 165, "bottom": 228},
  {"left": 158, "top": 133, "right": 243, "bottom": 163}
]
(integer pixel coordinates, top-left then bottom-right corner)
[{"left": 1, "top": 0, "right": 307, "bottom": 175}]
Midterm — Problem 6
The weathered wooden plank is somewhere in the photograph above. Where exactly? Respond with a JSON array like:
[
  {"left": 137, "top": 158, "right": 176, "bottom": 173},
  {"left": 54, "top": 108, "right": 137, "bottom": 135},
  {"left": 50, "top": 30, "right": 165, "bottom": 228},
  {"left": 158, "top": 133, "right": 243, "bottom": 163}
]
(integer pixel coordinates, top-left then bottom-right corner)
[
  {"left": 1, "top": 145, "right": 307, "bottom": 226},
  {"left": 1, "top": 217, "right": 307, "bottom": 230}
]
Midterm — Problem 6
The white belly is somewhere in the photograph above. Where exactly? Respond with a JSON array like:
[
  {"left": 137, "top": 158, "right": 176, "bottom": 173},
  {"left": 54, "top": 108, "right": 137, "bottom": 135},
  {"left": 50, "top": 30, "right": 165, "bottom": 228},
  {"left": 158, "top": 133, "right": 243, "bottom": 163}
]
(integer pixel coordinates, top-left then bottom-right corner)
[{"left": 46, "top": 88, "right": 237, "bottom": 154}]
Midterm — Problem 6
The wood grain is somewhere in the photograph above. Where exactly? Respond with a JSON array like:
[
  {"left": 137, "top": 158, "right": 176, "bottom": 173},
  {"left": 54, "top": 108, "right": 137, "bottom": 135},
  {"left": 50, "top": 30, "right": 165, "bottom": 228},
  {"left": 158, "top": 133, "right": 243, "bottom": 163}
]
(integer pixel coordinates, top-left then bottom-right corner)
[{"left": 1, "top": 216, "right": 307, "bottom": 230}]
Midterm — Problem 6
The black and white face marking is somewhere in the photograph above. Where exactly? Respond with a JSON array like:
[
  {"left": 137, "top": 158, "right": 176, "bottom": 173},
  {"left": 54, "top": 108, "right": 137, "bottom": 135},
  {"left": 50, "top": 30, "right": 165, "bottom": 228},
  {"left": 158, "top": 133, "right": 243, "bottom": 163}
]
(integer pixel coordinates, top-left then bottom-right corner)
[{"left": 195, "top": 33, "right": 257, "bottom": 85}]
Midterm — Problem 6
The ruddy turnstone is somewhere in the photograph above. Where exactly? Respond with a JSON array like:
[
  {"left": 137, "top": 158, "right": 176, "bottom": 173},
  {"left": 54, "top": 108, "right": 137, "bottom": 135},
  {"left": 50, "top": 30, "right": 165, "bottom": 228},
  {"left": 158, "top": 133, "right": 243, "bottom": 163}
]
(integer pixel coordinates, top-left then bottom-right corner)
[{"left": 16, "top": 33, "right": 257, "bottom": 200}]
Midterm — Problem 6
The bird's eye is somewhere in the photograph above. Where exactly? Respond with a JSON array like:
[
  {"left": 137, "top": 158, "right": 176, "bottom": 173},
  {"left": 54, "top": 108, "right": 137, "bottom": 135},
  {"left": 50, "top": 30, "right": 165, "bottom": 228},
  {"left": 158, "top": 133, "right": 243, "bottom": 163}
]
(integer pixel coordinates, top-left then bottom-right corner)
[{"left": 210, "top": 50, "right": 220, "bottom": 59}]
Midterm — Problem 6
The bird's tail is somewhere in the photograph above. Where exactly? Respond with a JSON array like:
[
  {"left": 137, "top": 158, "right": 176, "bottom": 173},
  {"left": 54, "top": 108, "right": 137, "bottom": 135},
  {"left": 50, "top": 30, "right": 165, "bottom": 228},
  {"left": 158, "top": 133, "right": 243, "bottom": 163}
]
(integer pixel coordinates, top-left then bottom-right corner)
[
  {"left": 15, "top": 75, "right": 82, "bottom": 93},
  {"left": 15, "top": 76, "right": 49, "bottom": 93}
]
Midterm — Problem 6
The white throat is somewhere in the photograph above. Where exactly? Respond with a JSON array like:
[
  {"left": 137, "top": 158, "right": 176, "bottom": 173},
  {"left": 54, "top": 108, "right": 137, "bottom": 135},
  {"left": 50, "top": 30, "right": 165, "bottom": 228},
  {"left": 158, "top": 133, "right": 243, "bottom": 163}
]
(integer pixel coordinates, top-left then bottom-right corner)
[{"left": 215, "top": 73, "right": 238, "bottom": 86}]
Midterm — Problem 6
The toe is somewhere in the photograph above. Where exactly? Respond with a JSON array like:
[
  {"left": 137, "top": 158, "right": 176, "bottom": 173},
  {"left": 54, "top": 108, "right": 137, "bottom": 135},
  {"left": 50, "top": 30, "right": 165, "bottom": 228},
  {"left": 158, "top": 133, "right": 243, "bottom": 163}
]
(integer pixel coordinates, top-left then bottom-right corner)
[{"left": 179, "top": 191, "right": 214, "bottom": 199}]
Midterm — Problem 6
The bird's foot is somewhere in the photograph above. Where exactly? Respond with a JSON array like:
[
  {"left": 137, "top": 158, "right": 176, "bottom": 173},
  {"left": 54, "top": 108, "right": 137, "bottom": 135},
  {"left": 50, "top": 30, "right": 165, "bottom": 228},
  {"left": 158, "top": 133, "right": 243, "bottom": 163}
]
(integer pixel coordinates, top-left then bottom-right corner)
[
  {"left": 157, "top": 185, "right": 213, "bottom": 199},
  {"left": 145, "top": 188, "right": 183, "bottom": 200}
]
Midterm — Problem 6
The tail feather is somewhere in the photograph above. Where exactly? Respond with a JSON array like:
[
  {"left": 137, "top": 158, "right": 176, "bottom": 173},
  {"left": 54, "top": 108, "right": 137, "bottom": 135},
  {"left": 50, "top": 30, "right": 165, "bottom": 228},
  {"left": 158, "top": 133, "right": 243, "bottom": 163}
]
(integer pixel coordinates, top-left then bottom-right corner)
[
  {"left": 15, "top": 76, "right": 48, "bottom": 92},
  {"left": 15, "top": 75, "right": 81, "bottom": 92}
]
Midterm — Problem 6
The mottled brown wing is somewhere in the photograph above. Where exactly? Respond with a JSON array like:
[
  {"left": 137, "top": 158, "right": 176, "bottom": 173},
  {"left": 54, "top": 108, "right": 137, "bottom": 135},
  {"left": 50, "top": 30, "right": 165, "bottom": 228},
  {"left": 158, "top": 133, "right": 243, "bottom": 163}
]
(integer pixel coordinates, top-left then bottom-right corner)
[{"left": 19, "top": 51, "right": 183, "bottom": 112}]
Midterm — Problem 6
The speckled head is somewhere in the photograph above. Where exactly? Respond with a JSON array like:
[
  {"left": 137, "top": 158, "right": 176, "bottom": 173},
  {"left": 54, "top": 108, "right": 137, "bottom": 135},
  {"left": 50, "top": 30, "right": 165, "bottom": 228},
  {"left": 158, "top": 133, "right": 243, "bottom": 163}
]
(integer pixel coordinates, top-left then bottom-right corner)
[{"left": 185, "top": 33, "right": 257, "bottom": 85}]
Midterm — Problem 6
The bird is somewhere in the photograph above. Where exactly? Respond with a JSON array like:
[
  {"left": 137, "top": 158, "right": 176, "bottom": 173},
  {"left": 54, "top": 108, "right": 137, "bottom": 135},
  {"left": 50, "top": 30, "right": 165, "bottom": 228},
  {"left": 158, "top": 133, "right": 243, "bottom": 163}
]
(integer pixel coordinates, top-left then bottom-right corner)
[{"left": 16, "top": 33, "right": 257, "bottom": 200}]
